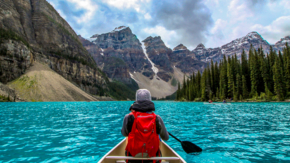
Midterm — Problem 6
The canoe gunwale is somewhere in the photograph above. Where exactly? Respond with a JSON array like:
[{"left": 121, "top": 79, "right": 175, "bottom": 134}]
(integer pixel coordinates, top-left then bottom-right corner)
[
  {"left": 98, "top": 138, "right": 186, "bottom": 163},
  {"left": 105, "top": 156, "right": 181, "bottom": 160}
]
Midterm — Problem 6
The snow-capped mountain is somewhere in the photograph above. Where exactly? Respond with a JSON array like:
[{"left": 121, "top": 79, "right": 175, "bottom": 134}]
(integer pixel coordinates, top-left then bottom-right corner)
[
  {"left": 79, "top": 27, "right": 290, "bottom": 98},
  {"left": 273, "top": 36, "right": 290, "bottom": 52},
  {"left": 193, "top": 31, "right": 289, "bottom": 63}
]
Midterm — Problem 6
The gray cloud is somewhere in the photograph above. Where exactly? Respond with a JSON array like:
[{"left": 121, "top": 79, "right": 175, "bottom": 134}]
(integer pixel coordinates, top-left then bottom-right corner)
[
  {"left": 146, "top": 0, "right": 214, "bottom": 48},
  {"left": 244, "top": 0, "right": 278, "bottom": 11}
]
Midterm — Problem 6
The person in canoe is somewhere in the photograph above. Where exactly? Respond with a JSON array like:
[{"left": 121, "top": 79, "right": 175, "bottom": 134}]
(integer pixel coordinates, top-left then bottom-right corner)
[{"left": 121, "top": 89, "right": 169, "bottom": 163}]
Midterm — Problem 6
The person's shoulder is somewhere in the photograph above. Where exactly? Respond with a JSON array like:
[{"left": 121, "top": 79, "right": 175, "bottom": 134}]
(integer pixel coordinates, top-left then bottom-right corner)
[
  {"left": 124, "top": 113, "right": 132, "bottom": 118},
  {"left": 155, "top": 114, "right": 163, "bottom": 119}
]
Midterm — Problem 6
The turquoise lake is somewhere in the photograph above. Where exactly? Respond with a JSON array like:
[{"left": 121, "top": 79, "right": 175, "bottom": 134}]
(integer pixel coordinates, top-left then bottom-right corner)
[{"left": 0, "top": 101, "right": 290, "bottom": 163}]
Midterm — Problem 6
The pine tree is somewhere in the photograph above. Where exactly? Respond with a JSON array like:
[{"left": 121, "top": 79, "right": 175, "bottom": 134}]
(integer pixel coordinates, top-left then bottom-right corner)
[
  {"left": 196, "top": 70, "right": 201, "bottom": 97},
  {"left": 214, "top": 62, "right": 219, "bottom": 97},
  {"left": 227, "top": 61, "right": 234, "bottom": 98},
  {"left": 201, "top": 69, "right": 207, "bottom": 101},
  {"left": 242, "top": 75, "right": 248, "bottom": 99},
  {"left": 210, "top": 60, "right": 215, "bottom": 95},
  {"left": 236, "top": 73, "right": 241, "bottom": 100},
  {"left": 249, "top": 48, "right": 258, "bottom": 97},
  {"left": 182, "top": 74, "right": 186, "bottom": 98},
  {"left": 219, "top": 56, "right": 228, "bottom": 99},
  {"left": 177, "top": 82, "right": 181, "bottom": 100},
  {"left": 273, "top": 59, "right": 285, "bottom": 101},
  {"left": 268, "top": 46, "right": 276, "bottom": 93},
  {"left": 285, "top": 52, "right": 290, "bottom": 95},
  {"left": 241, "top": 49, "right": 250, "bottom": 91},
  {"left": 206, "top": 66, "right": 212, "bottom": 99}
]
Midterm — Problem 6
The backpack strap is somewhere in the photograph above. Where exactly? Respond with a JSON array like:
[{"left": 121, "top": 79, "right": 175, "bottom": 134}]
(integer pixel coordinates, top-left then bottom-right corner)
[
  {"left": 127, "top": 113, "right": 135, "bottom": 133},
  {"left": 155, "top": 115, "right": 161, "bottom": 134}
]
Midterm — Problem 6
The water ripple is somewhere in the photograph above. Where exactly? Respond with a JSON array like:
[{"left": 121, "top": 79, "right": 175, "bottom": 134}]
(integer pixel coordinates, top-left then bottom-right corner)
[{"left": 0, "top": 102, "right": 290, "bottom": 162}]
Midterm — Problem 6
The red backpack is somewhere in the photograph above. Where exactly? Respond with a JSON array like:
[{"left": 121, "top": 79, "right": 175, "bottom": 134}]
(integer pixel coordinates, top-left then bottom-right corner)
[{"left": 125, "top": 111, "right": 160, "bottom": 159}]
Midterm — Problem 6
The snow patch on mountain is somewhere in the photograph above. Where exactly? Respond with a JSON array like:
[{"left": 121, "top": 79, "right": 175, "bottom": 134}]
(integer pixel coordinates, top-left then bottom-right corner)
[
  {"left": 141, "top": 42, "right": 159, "bottom": 76},
  {"left": 112, "top": 26, "right": 128, "bottom": 32}
]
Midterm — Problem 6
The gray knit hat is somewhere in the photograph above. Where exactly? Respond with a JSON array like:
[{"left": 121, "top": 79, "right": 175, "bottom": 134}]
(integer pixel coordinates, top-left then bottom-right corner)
[{"left": 136, "top": 89, "right": 152, "bottom": 101}]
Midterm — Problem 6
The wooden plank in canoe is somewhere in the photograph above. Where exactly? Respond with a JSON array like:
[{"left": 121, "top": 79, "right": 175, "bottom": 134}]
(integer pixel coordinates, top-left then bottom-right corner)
[{"left": 98, "top": 138, "right": 186, "bottom": 163}]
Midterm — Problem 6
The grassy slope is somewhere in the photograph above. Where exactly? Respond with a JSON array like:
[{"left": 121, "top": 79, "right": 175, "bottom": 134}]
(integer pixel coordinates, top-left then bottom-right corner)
[{"left": 8, "top": 62, "right": 98, "bottom": 102}]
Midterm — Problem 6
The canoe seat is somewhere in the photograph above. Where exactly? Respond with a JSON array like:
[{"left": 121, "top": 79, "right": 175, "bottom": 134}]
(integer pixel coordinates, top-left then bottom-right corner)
[
  {"left": 115, "top": 160, "right": 168, "bottom": 163},
  {"left": 116, "top": 160, "right": 126, "bottom": 163},
  {"left": 106, "top": 156, "right": 180, "bottom": 160}
]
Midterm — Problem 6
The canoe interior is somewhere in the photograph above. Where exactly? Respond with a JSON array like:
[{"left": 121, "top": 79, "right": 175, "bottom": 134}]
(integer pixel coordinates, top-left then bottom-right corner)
[{"left": 98, "top": 138, "right": 186, "bottom": 163}]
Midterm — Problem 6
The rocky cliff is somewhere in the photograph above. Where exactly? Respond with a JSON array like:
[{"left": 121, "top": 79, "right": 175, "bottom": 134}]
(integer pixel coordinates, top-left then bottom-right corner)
[
  {"left": 171, "top": 44, "right": 206, "bottom": 74},
  {"left": 79, "top": 26, "right": 153, "bottom": 84},
  {"left": 0, "top": 0, "right": 107, "bottom": 96},
  {"left": 142, "top": 36, "right": 173, "bottom": 81}
]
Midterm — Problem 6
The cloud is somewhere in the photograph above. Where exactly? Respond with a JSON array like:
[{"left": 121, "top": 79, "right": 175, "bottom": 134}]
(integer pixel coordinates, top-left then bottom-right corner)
[
  {"left": 47, "top": 0, "right": 290, "bottom": 50},
  {"left": 66, "top": 0, "right": 98, "bottom": 23},
  {"left": 47, "top": 0, "right": 213, "bottom": 49},
  {"left": 228, "top": 0, "right": 254, "bottom": 22},
  {"left": 102, "top": 0, "right": 150, "bottom": 12},
  {"left": 205, "top": 19, "right": 228, "bottom": 48},
  {"left": 146, "top": 0, "right": 213, "bottom": 48},
  {"left": 251, "top": 15, "right": 290, "bottom": 44},
  {"left": 143, "top": 26, "right": 179, "bottom": 47},
  {"left": 228, "top": 0, "right": 277, "bottom": 22},
  {"left": 211, "top": 19, "right": 227, "bottom": 40}
]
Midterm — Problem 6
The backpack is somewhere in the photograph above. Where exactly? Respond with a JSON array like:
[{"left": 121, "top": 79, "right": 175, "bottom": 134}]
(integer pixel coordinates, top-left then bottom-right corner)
[{"left": 125, "top": 111, "right": 160, "bottom": 159}]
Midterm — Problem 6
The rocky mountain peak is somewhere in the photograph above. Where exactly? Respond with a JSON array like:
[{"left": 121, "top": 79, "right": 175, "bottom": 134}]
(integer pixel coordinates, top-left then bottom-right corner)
[
  {"left": 173, "top": 44, "right": 188, "bottom": 51},
  {"left": 143, "top": 36, "right": 166, "bottom": 48},
  {"left": 195, "top": 43, "right": 205, "bottom": 50},
  {"left": 275, "top": 36, "right": 290, "bottom": 45},
  {"left": 91, "top": 34, "right": 98, "bottom": 38},
  {"left": 245, "top": 31, "right": 263, "bottom": 40},
  {"left": 89, "top": 34, "right": 99, "bottom": 42},
  {"left": 143, "top": 36, "right": 161, "bottom": 42}
]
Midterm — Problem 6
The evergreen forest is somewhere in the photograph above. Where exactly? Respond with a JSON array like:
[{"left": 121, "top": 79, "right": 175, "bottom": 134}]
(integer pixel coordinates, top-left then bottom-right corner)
[{"left": 176, "top": 43, "right": 290, "bottom": 102}]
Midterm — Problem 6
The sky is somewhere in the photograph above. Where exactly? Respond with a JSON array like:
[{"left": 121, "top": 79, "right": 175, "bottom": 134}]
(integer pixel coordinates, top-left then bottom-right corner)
[{"left": 47, "top": 0, "right": 290, "bottom": 50}]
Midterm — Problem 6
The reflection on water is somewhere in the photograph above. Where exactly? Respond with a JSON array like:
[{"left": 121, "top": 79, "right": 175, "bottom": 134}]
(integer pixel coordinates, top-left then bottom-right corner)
[{"left": 0, "top": 101, "right": 290, "bottom": 162}]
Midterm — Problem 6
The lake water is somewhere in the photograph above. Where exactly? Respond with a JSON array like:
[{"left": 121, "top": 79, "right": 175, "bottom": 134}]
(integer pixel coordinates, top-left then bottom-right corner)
[{"left": 0, "top": 101, "right": 290, "bottom": 163}]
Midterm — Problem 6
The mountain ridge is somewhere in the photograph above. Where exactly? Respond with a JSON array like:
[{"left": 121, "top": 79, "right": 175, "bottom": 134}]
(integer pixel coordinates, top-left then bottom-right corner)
[{"left": 81, "top": 27, "right": 289, "bottom": 98}]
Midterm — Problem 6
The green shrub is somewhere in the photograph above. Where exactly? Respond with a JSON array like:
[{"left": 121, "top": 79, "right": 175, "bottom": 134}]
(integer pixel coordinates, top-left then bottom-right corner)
[
  {"left": 0, "top": 95, "right": 11, "bottom": 102},
  {"left": 194, "top": 98, "right": 201, "bottom": 102}
]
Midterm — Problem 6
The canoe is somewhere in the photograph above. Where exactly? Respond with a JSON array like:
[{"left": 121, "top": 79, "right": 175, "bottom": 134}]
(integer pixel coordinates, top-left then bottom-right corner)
[{"left": 98, "top": 138, "right": 186, "bottom": 163}]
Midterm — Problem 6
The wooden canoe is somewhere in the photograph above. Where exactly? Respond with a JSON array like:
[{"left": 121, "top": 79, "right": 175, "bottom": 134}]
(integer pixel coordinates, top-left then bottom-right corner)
[{"left": 98, "top": 138, "right": 186, "bottom": 163}]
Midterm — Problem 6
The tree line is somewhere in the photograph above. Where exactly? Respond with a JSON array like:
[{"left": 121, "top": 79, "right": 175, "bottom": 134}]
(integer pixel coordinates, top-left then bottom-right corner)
[{"left": 176, "top": 43, "right": 290, "bottom": 101}]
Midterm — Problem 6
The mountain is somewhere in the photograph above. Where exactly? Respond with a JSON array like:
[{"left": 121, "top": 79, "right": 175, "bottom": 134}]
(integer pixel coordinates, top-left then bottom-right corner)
[
  {"left": 273, "top": 36, "right": 290, "bottom": 52},
  {"left": 193, "top": 31, "right": 289, "bottom": 63},
  {"left": 82, "top": 27, "right": 290, "bottom": 98},
  {"left": 142, "top": 36, "right": 173, "bottom": 81},
  {"left": 171, "top": 44, "right": 206, "bottom": 74},
  {"left": 0, "top": 0, "right": 107, "bottom": 99},
  {"left": 81, "top": 28, "right": 209, "bottom": 98},
  {"left": 79, "top": 26, "right": 153, "bottom": 84},
  {"left": 81, "top": 28, "right": 181, "bottom": 98}
]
